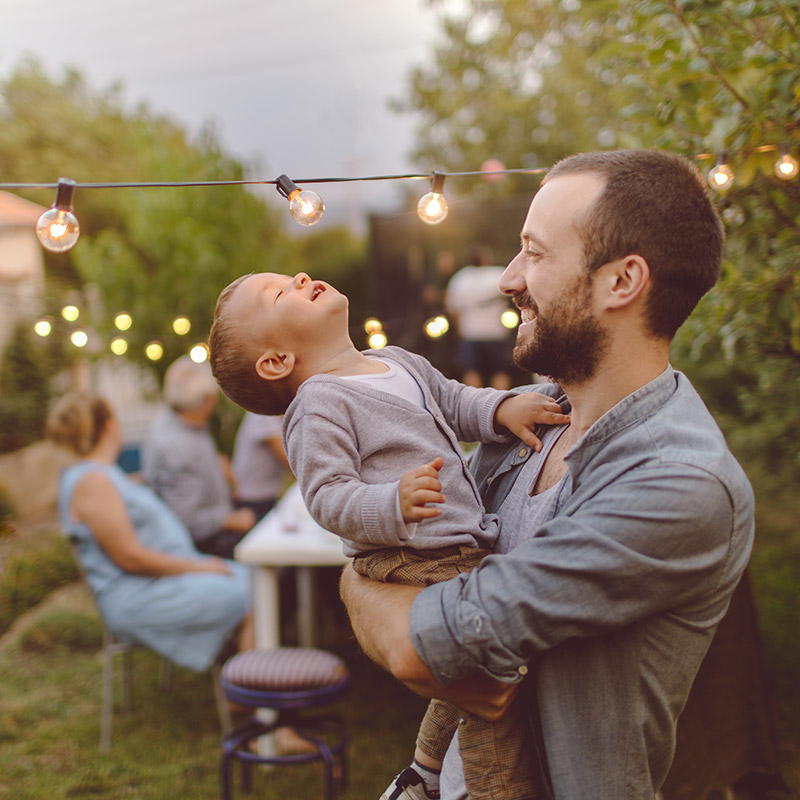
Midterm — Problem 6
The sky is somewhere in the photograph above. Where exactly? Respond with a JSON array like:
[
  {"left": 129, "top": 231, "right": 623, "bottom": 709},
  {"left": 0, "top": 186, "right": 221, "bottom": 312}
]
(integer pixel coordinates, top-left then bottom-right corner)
[{"left": 0, "top": 0, "right": 463, "bottom": 229}]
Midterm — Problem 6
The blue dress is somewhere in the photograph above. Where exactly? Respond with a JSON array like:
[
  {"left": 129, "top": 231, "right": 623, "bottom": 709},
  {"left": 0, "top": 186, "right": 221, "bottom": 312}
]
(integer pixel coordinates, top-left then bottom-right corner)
[{"left": 59, "top": 461, "right": 251, "bottom": 672}]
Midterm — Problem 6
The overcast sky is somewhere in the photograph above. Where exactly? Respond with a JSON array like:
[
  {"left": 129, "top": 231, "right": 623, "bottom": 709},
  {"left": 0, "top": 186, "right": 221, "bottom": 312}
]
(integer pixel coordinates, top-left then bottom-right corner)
[{"left": 1, "top": 0, "right": 462, "bottom": 228}]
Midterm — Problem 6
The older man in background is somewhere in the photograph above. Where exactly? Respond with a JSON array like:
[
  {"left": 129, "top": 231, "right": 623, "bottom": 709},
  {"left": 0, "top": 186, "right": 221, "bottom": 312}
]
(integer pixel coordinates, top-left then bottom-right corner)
[{"left": 142, "top": 355, "right": 256, "bottom": 559}]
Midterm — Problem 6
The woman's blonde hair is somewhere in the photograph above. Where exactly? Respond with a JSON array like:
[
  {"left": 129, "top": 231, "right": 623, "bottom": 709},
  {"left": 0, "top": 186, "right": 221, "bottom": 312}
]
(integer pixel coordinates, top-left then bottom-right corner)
[{"left": 45, "top": 391, "right": 113, "bottom": 456}]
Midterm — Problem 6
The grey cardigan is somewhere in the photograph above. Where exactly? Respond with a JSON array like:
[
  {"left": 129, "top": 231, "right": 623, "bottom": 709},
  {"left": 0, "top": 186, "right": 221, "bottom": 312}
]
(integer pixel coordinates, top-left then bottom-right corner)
[{"left": 282, "top": 346, "right": 513, "bottom": 557}]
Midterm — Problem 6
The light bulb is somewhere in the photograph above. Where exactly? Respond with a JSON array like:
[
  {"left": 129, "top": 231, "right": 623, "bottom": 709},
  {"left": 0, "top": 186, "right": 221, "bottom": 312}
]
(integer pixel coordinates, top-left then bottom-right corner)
[
  {"left": 363, "top": 318, "right": 383, "bottom": 335},
  {"left": 774, "top": 146, "right": 799, "bottom": 180},
  {"left": 417, "top": 172, "right": 449, "bottom": 224},
  {"left": 145, "top": 341, "right": 164, "bottom": 361},
  {"left": 424, "top": 315, "right": 450, "bottom": 339},
  {"left": 276, "top": 174, "right": 325, "bottom": 226},
  {"left": 707, "top": 152, "right": 734, "bottom": 192},
  {"left": 367, "top": 331, "right": 388, "bottom": 349},
  {"left": 70, "top": 330, "right": 88, "bottom": 348},
  {"left": 172, "top": 316, "right": 191, "bottom": 335},
  {"left": 34, "top": 318, "right": 53, "bottom": 337},
  {"left": 62, "top": 305, "right": 80, "bottom": 322},
  {"left": 36, "top": 178, "right": 80, "bottom": 252},
  {"left": 501, "top": 309, "right": 520, "bottom": 329},
  {"left": 114, "top": 312, "right": 132, "bottom": 331},
  {"left": 189, "top": 343, "right": 209, "bottom": 363},
  {"left": 110, "top": 337, "right": 128, "bottom": 355}
]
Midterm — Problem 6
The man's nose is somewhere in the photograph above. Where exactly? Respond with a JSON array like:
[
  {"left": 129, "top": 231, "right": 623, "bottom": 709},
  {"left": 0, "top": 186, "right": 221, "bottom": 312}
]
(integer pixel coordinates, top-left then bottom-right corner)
[{"left": 498, "top": 254, "right": 523, "bottom": 296}]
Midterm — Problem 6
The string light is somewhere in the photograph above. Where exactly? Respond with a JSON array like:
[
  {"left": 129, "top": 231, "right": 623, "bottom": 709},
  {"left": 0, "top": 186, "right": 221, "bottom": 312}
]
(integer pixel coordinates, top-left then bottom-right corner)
[
  {"left": 417, "top": 172, "right": 449, "bottom": 224},
  {"left": 424, "top": 315, "right": 450, "bottom": 338},
  {"left": 110, "top": 337, "right": 128, "bottom": 355},
  {"left": 61, "top": 304, "right": 80, "bottom": 322},
  {"left": 501, "top": 309, "right": 520, "bottom": 329},
  {"left": 774, "top": 144, "right": 799, "bottom": 181},
  {"left": 33, "top": 317, "right": 53, "bottom": 337},
  {"left": 36, "top": 178, "right": 80, "bottom": 252},
  {"left": 708, "top": 151, "right": 734, "bottom": 192},
  {"left": 367, "top": 331, "right": 388, "bottom": 349},
  {"left": 189, "top": 343, "right": 209, "bottom": 363},
  {"left": 172, "top": 316, "right": 191, "bottom": 335},
  {"left": 145, "top": 341, "right": 164, "bottom": 361},
  {"left": 114, "top": 312, "right": 132, "bottom": 331},
  {"left": 276, "top": 174, "right": 325, "bottom": 226},
  {"left": 70, "top": 330, "right": 88, "bottom": 348}
]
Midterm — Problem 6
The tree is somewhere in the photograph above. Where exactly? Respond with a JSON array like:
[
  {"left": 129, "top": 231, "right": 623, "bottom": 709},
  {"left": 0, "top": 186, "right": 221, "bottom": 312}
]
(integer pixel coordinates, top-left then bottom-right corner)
[
  {"left": 402, "top": 0, "right": 800, "bottom": 477},
  {"left": 0, "top": 59, "right": 289, "bottom": 372}
]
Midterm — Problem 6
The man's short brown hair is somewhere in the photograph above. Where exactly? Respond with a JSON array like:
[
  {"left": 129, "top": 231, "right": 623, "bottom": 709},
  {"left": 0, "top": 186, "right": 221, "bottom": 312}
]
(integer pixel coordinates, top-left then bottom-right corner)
[
  {"left": 208, "top": 276, "right": 293, "bottom": 415},
  {"left": 546, "top": 149, "right": 724, "bottom": 339}
]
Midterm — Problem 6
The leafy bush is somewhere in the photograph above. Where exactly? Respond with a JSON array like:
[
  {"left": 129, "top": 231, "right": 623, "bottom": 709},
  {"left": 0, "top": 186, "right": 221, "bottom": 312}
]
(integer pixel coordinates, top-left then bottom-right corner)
[
  {"left": 18, "top": 607, "right": 102, "bottom": 652},
  {"left": 0, "top": 529, "right": 78, "bottom": 635}
]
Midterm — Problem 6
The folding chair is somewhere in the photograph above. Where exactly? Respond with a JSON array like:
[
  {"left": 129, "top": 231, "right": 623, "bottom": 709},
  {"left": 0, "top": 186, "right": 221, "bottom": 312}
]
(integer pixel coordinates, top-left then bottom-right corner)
[{"left": 67, "top": 537, "right": 231, "bottom": 751}]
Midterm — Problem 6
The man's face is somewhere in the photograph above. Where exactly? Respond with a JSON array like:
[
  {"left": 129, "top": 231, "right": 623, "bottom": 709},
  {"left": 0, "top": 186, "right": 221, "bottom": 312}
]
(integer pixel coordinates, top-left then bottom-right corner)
[
  {"left": 223, "top": 271, "right": 348, "bottom": 360},
  {"left": 499, "top": 172, "right": 610, "bottom": 385}
]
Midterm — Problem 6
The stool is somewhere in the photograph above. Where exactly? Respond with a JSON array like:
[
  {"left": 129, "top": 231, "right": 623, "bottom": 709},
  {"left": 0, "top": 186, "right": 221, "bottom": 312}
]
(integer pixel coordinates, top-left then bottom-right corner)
[{"left": 220, "top": 648, "right": 350, "bottom": 800}]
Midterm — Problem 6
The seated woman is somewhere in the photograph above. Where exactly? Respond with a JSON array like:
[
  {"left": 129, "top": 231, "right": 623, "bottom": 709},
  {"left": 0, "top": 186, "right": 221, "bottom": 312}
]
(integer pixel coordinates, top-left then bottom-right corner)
[{"left": 46, "top": 391, "right": 253, "bottom": 673}]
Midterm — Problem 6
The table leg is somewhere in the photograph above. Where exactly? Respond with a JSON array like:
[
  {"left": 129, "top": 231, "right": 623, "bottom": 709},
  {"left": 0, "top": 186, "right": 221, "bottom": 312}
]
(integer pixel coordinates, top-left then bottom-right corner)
[
  {"left": 296, "top": 567, "right": 315, "bottom": 647},
  {"left": 250, "top": 566, "right": 279, "bottom": 757}
]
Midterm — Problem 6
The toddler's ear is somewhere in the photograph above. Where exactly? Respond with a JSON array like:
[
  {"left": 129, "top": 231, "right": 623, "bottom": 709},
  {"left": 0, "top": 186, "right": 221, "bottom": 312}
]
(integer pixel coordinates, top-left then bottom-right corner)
[{"left": 255, "top": 350, "right": 296, "bottom": 381}]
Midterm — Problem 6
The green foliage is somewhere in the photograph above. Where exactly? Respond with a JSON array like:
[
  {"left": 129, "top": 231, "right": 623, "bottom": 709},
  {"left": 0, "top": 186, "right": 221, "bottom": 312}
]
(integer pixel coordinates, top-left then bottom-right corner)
[
  {"left": 0, "top": 59, "right": 291, "bottom": 373},
  {"left": 0, "top": 322, "right": 53, "bottom": 453},
  {"left": 18, "top": 607, "right": 102, "bottom": 653},
  {"left": 0, "top": 529, "right": 78, "bottom": 635}
]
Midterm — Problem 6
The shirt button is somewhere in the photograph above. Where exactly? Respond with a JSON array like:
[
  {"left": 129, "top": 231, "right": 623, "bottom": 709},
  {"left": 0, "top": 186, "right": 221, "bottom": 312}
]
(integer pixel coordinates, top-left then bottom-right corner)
[
  {"left": 518, "top": 665, "right": 529, "bottom": 676},
  {"left": 518, "top": 448, "right": 528, "bottom": 458},
  {"left": 486, "top": 476, "right": 493, "bottom": 485}
]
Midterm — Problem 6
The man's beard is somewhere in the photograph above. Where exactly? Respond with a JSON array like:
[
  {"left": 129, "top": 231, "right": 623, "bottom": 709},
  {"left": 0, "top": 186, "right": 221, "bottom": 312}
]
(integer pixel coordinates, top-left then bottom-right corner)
[{"left": 512, "top": 275, "right": 609, "bottom": 386}]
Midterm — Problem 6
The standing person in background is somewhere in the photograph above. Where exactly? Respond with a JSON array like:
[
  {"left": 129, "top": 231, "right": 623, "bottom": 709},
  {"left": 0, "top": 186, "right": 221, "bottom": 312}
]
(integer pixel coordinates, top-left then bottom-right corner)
[
  {"left": 142, "top": 355, "right": 255, "bottom": 560},
  {"left": 445, "top": 245, "right": 517, "bottom": 390},
  {"left": 231, "top": 411, "right": 292, "bottom": 521}
]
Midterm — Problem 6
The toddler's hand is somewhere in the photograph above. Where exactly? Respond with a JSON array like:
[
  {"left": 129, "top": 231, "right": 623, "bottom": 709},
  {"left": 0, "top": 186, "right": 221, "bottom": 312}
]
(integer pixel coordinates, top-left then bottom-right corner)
[
  {"left": 399, "top": 457, "right": 445, "bottom": 524},
  {"left": 494, "top": 393, "right": 571, "bottom": 452}
]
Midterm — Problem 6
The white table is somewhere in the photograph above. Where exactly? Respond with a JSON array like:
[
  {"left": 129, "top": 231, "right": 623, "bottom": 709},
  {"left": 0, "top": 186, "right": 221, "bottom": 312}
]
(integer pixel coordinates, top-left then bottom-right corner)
[{"left": 234, "top": 483, "right": 350, "bottom": 650}]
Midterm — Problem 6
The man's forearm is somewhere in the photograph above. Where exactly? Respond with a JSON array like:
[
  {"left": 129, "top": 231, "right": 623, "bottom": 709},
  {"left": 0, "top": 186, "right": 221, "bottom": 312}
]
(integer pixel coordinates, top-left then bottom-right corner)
[{"left": 339, "top": 563, "right": 432, "bottom": 682}]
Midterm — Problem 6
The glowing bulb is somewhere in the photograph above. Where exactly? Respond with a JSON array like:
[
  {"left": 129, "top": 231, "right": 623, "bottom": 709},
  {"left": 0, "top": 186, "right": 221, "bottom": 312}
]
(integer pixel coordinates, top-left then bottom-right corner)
[
  {"left": 110, "top": 337, "right": 128, "bottom": 355},
  {"left": 424, "top": 315, "right": 450, "bottom": 339},
  {"left": 70, "top": 330, "right": 88, "bottom": 348},
  {"left": 707, "top": 152, "right": 734, "bottom": 192},
  {"left": 36, "top": 178, "right": 80, "bottom": 252},
  {"left": 145, "top": 341, "right": 164, "bottom": 361},
  {"left": 62, "top": 305, "right": 80, "bottom": 322},
  {"left": 774, "top": 146, "right": 799, "bottom": 180},
  {"left": 501, "top": 309, "right": 520, "bottom": 329},
  {"left": 363, "top": 318, "right": 383, "bottom": 335},
  {"left": 276, "top": 174, "right": 325, "bottom": 226},
  {"left": 368, "top": 331, "right": 388, "bottom": 349},
  {"left": 417, "top": 172, "right": 449, "bottom": 224},
  {"left": 189, "top": 343, "right": 209, "bottom": 363},
  {"left": 114, "top": 312, "right": 132, "bottom": 331},
  {"left": 172, "top": 316, "right": 191, "bottom": 335},
  {"left": 34, "top": 318, "right": 52, "bottom": 337}
]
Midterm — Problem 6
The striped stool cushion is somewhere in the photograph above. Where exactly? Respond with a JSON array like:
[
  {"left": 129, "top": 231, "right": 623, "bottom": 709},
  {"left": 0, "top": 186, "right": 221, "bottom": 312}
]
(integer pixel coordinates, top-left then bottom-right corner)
[{"left": 222, "top": 648, "right": 348, "bottom": 692}]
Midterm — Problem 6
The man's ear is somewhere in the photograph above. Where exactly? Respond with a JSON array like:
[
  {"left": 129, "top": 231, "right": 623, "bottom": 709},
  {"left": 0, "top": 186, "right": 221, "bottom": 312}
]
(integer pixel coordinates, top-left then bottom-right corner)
[
  {"left": 255, "top": 350, "right": 296, "bottom": 382},
  {"left": 601, "top": 255, "right": 650, "bottom": 310}
]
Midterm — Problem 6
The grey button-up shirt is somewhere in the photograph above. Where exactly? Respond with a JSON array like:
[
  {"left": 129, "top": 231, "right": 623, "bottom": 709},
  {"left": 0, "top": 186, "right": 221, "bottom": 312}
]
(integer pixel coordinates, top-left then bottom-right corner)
[{"left": 410, "top": 367, "right": 755, "bottom": 799}]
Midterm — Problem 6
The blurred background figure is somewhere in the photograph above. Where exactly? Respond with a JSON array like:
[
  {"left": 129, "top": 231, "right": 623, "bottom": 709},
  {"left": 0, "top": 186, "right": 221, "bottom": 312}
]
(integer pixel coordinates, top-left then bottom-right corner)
[
  {"left": 231, "top": 411, "right": 291, "bottom": 522},
  {"left": 445, "top": 245, "right": 516, "bottom": 389},
  {"left": 46, "top": 391, "right": 253, "bottom": 672},
  {"left": 142, "top": 355, "right": 256, "bottom": 560}
]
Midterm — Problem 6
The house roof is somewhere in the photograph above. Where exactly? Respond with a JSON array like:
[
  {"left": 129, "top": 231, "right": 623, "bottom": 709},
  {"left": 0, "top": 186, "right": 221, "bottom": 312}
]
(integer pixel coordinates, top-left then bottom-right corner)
[{"left": 0, "top": 191, "right": 46, "bottom": 225}]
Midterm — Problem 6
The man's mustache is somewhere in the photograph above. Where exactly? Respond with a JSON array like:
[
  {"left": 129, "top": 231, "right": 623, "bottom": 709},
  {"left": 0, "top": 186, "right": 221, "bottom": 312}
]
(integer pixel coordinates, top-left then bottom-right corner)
[{"left": 512, "top": 290, "right": 538, "bottom": 317}]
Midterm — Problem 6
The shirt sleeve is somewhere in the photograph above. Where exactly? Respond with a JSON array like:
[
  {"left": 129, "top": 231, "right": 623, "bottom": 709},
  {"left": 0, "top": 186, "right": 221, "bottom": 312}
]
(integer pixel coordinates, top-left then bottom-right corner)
[
  {"left": 410, "top": 463, "right": 739, "bottom": 685},
  {"left": 287, "top": 412, "right": 413, "bottom": 547}
]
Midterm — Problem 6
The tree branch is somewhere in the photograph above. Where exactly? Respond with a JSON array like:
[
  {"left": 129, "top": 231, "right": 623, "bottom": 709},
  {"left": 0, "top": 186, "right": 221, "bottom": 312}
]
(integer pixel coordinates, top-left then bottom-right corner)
[
  {"left": 773, "top": 0, "right": 800, "bottom": 40},
  {"left": 668, "top": 0, "right": 751, "bottom": 110}
]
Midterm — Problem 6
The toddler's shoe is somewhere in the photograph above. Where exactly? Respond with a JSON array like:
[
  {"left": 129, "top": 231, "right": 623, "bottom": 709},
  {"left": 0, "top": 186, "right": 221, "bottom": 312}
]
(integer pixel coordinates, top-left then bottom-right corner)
[{"left": 379, "top": 766, "right": 440, "bottom": 800}]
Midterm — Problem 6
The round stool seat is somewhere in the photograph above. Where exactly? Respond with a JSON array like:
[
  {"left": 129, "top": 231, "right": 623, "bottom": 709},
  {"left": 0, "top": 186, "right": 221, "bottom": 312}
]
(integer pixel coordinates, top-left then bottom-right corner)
[{"left": 221, "top": 648, "right": 349, "bottom": 709}]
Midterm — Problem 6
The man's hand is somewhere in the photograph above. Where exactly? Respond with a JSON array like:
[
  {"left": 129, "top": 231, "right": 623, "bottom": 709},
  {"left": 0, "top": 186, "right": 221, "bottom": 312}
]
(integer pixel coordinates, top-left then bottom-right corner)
[
  {"left": 224, "top": 506, "right": 256, "bottom": 533},
  {"left": 494, "top": 393, "right": 570, "bottom": 452},
  {"left": 398, "top": 457, "right": 445, "bottom": 523},
  {"left": 405, "top": 671, "right": 520, "bottom": 722}
]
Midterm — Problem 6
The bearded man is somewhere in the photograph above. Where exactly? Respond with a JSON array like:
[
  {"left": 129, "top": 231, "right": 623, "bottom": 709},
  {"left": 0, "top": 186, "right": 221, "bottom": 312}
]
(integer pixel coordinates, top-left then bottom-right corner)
[{"left": 341, "top": 149, "right": 755, "bottom": 800}]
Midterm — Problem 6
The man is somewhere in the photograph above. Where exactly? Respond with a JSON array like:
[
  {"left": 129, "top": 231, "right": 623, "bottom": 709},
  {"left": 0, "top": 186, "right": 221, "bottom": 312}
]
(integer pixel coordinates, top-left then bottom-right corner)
[
  {"left": 340, "top": 149, "right": 755, "bottom": 800},
  {"left": 142, "top": 355, "right": 256, "bottom": 559}
]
